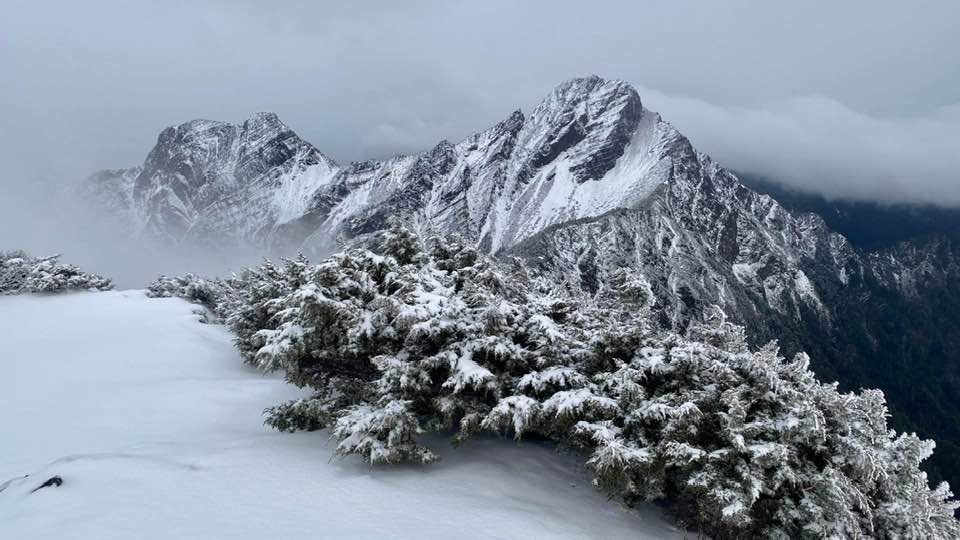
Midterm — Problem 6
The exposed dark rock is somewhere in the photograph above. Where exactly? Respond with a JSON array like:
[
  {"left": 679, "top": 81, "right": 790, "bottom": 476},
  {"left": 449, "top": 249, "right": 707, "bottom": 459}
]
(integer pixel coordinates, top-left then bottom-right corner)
[{"left": 30, "top": 475, "right": 63, "bottom": 493}]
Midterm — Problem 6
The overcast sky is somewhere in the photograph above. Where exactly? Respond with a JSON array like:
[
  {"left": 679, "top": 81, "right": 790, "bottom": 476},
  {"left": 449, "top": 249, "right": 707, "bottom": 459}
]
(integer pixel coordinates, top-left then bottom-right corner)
[{"left": 2, "top": 0, "right": 959, "bottom": 206}]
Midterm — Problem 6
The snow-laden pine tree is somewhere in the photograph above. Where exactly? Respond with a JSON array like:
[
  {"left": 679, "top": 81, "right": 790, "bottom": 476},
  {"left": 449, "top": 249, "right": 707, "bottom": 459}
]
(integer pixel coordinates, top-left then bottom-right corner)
[
  {"left": 0, "top": 250, "right": 112, "bottom": 294},
  {"left": 185, "top": 224, "right": 959, "bottom": 537}
]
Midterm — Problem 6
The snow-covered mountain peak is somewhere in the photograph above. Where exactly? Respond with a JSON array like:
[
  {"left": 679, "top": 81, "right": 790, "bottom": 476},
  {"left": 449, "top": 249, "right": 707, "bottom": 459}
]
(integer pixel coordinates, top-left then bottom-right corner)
[
  {"left": 540, "top": 75, "right": 639, "bottom": 109},
  {"left": 109, "top": 112, "right": 337, "bottom": 244},
  {"left": 515, "top": 76, "right": 643, "bottom": 184},
  {"left": 149, "top": 118, "right": 234, "bottom": 169},
  {"left": 243, "top": 110, "right": 283, "bottom": 126},
  {"left": 83, "top": 77, "right": 698, "bottom": 253},
  {"left": 149, "top": 112, "right": 334, "bottom": 173},
  {"left": 84, "top": 76, "right": 807, "bottom": 265}
]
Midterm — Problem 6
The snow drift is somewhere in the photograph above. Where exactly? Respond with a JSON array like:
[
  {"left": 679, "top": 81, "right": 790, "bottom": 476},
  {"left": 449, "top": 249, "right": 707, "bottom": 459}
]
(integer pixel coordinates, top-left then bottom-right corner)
[{"left": 0, "top": 291, "right": 681, "bottom": 539}]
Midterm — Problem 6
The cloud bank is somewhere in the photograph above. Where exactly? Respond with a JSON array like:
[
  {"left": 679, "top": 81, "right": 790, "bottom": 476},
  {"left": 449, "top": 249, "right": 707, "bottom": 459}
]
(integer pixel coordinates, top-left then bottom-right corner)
[
  {"left": 639, "top": 89, "right": 960, "bottom": 206},
  {"left": 1, "top": 0, "right": 957, "bottom": 241}
]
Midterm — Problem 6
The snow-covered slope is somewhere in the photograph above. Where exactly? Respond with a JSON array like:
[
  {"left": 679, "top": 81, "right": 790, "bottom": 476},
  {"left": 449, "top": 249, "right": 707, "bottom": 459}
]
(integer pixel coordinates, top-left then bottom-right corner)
[
  {"left": 0, "top": 291, "right": 683, "bottom": 539},
  {"left": 509, "top": 159, "right": 843, "bottom": 329}
]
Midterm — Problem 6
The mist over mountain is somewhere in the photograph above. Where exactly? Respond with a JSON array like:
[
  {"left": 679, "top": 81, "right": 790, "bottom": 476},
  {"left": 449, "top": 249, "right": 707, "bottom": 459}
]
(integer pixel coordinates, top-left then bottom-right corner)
[{"left": 739, "top": 173, "right": 960, "bottom": 250}]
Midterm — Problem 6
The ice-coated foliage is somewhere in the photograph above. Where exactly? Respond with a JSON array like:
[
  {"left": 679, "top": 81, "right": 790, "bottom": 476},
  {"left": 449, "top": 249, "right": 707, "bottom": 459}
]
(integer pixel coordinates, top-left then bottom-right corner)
[
  {"left": 180, "top": 225, "right": 958, "bottom": 537},
  {"left": 145, "top": 272, "right": 237, "bottom": 322},
  {"left": 0, "top": 250, "right": 112, "bottom": 294},
  {"left": 147, "top": 273, "right": 226, "bottom": 307}
]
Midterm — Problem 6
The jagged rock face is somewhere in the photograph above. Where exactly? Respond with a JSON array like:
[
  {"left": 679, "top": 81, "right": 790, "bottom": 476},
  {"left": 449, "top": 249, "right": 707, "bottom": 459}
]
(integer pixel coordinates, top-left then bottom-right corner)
[
  {"left": 82, "top": 167, "right": 141, "bottom": 225},
  {"left": 85, "top": 113, "right": 337, "bottom": 246},
  {"left": 866, "top": 236, "right": 960, "bottom": 297},
  {"left": 508, "top": 156, "right": 839, "bottom": 330},
  {"left": 515, "top": 76, "right": 643, "bottom": 184}
]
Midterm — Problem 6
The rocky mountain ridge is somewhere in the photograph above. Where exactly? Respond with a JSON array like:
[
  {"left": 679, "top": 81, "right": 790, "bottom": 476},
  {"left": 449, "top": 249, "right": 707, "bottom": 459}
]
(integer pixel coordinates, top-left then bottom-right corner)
[
  {"left": 85, "top": 78, "right": 678, "bottom": 252},
  {"left": 82, "top": 76, "right": 957, "bottom": 331}
]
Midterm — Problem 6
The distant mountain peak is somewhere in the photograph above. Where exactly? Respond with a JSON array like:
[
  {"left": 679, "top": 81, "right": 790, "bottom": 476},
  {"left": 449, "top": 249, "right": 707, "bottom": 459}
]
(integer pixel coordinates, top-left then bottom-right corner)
[
  {"left": 244, "top": 111, "right": 282, "bottom": 124},
  {"left": 551, "top": 74, "right": 633, "bottom": 95},
  {"left": 519, "top": 75, "right": 644, "bottom": 183},
  {"left": 83, "top": 76, "right": 679, "bottom": 252},
  {"left": 540, "top": 76, "right": 642, "bottom": 118}
]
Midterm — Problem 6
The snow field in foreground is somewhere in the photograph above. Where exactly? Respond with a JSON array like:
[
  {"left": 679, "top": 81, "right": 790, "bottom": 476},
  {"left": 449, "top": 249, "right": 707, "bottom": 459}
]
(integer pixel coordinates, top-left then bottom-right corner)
[{"left": 0, "top": 291, "right": 682, "bottom": 539}]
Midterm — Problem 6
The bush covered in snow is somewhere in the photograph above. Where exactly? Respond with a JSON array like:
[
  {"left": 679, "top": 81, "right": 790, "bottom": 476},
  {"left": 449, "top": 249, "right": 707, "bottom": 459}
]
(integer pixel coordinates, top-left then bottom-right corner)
[
  {"left": 170, "top": 225, "right": 959, "bottom": 537},
  {"left": 146, "top": 273, "right": 236, "bottom": 322},
  {"left": 145, "top": 257, "right": 314, "bottom": 328},
  {"left": 0, "top": 250, "right": 112, "bottom": 294}
]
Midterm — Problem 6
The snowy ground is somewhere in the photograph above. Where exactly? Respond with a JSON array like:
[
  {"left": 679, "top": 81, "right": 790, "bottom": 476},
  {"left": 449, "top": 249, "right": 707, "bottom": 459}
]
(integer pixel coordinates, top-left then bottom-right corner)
[{"left": 0, "top": 291, "right": 684, "bottom": 539}]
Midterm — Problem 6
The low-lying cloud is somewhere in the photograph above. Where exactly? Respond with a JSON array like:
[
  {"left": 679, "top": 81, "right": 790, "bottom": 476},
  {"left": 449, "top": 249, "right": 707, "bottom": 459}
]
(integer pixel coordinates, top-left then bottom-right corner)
[{"left": 639, "top": 88, "right": 960, "bottom": 207}]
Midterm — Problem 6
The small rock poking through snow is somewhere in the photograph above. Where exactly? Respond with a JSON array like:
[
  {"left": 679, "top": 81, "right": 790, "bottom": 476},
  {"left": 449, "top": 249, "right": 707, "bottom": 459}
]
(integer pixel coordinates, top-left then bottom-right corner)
[{"left": 0, "top": 291, "right": 683, "bottom": 539}]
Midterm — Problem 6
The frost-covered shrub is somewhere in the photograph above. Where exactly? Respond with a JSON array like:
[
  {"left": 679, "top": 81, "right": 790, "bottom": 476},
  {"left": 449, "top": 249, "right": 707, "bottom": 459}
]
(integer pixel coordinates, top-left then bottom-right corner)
[
  {"left": 0, "top": 250, "right": 112, "bottom": 294},
  {"left": 225, "top": 225, "right": 959, "bottom": 537},
  {"left": 146, "top": 273, "right": 237, "bottom": 321},
  {"left": 147, "top": 273, "right": 222, "bottom": 305}
]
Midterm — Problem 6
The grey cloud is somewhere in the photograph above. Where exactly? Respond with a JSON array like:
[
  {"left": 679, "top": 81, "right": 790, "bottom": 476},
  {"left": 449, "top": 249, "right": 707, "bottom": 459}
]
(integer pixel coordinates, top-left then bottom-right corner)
[
  {"left": 640, "top": 89, "right": 960, "bottom": 207},
  {"left": 1, "top": 0, "right": 958, "bottom": 220}
]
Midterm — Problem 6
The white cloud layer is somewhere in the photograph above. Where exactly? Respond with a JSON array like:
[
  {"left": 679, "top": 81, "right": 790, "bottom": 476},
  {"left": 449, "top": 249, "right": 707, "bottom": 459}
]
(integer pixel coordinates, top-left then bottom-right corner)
[
  {"left": 1, "top": 0, "right": 958, "bottom": 208},
  {"left": 640, "top": 89, "right": 960, "bottom": 206}
]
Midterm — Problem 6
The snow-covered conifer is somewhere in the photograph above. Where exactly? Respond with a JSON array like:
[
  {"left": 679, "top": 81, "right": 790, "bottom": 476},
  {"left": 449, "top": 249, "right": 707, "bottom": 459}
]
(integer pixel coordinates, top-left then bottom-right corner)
[
  {"left": 208, "top": 225, "right": 960, "bottom": 537},
  {"left": 1, "top": 250, "right": 112, "bottom": 294}
]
